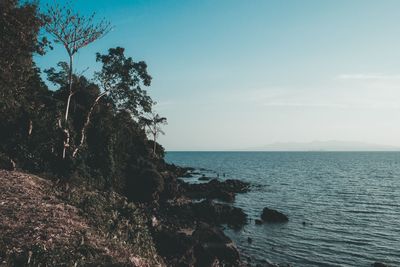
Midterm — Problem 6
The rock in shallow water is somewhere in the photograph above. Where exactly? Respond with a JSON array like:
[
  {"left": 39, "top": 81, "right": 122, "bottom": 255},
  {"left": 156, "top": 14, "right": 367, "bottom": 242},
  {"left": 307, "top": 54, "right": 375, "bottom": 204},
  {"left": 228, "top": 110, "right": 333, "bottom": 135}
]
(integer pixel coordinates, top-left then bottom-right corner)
[
  {"left": 261, "top": 207, "right": 288, "bottom": 223},
  {"left": 255, "top": 219, "right": 263, "bottom": 225},
  {"left": 192, "top": 200, "right": 248, "bottom": 228},
  {"left": 181, "top": 178, "right": 250, "bottom": 202},
  {"left": 372, "top": 262, "right": 389, "bottom": 267}
]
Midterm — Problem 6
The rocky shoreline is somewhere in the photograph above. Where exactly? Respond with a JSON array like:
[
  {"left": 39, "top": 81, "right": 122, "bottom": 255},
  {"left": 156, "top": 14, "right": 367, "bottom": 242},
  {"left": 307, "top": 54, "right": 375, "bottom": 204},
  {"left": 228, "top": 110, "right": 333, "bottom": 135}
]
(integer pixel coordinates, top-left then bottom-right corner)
[
  {"left": 153, "top": 165, "right": 291, "bottom": 267},
  {"left": 0, "top": 165, "right": 278, "bottom": 267},
  {"left": 1, "top": 166, "right": 393, "bottom": 267},
  {"left": 148, "top": 165, "right": 252, "bottom": 266}
]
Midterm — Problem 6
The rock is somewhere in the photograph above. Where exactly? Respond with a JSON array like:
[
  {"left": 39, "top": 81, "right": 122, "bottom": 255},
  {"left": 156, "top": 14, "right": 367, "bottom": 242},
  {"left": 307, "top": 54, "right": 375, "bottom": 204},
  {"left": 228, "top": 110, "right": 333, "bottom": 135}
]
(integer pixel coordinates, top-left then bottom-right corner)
[
  {"left": 182, "top": 179, "right": 250, "bottom": 202},
  {"left": 209, "top": 189, "right": 235, "bottom": 202},
  {"left": 193, "top": 223, "right": 242, "bottom": 266},
  {"left": 152, "top": 222, "right": 243, "bottom": 267},
  {"left": 261, "top": 208, "right": 288, "bottom": 223},
  {"left": 192, "top": 200, "right": 248, "bottom": 228},
  {"left": 160, "top": 174, "right": 181, "bottom": 200},
  {"left": 181, "top": 173, "right": 193, "bottom": 178},
  {"left": 256, "top": 259, "right": 278, "bottom": 267},
  {"left": 153, "top": 228, "right": 196, "bottom": 265},
  {"left": 158, "top": 200, "right": 247, "bottom": 229},
  {"left": 372, "top": 262, "right": 389, "bottom": 267},
  {"left": 255, "top": 219, "right": 263, "bottom": 225},
  {"left": 256, "top": 260, "right": 292, "bottom": 267},
  {"left": 166, "top": 164, "right": 195, "bottom": 178}
]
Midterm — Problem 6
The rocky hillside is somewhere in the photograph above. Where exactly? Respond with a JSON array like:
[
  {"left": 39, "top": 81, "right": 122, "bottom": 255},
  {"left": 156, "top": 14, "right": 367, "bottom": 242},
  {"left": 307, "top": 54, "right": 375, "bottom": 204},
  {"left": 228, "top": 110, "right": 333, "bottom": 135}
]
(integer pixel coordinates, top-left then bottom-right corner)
[{"left": 0, "top": 170, "right": 164, "bottom": 267}]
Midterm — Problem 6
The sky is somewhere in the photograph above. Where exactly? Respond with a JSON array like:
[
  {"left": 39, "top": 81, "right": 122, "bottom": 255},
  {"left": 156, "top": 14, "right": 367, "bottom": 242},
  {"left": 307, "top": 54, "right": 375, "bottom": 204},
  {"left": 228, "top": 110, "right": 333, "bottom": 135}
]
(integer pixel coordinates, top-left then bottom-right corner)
[{"left": 35, "top": 0, "right": 400, "bottom": 151}]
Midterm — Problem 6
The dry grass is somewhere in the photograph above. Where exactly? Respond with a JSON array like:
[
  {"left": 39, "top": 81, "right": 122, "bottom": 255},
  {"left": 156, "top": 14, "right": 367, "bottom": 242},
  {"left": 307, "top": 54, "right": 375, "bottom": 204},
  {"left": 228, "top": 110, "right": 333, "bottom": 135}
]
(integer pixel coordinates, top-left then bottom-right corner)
[{"left": 0, "top": 170, "right": 164, "bottom": 267}]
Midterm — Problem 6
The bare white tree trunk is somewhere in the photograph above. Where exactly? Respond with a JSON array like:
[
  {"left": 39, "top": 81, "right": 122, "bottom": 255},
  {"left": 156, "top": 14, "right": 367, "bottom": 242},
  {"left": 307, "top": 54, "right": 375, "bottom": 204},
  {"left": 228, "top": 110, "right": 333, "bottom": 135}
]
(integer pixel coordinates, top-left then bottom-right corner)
[
  {"left": 72, "top": 92, "right": 107, "bottom": 158},
  {"left": 62, "top": 54, "right": 74, "bottom": 159},
  {"left": 28, "top": 119, "right": 33, "bottom": 136},
  {"left": 64, "top": 54, "right": 74, "bottom": 122}
]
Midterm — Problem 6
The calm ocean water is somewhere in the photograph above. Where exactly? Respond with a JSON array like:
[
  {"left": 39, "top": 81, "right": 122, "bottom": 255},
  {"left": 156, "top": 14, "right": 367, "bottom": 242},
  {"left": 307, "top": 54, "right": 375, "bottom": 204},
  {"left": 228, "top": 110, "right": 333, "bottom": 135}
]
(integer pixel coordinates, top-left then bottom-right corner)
[{"left": 165, "top": 152, "right": 400, "bottom": 267}]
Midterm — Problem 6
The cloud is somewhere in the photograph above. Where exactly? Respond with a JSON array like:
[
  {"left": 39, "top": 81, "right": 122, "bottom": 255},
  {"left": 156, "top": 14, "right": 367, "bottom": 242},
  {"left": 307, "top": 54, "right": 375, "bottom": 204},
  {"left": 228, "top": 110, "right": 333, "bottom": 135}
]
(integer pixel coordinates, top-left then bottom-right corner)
[
  {"left": 253, "top": 74, "right": 400, "bottom": 110},
  {"left": 262, "top": 101, "right": 350, "bottom": 108},
  {"left": 337, "top": 73, "right": 400, "bottom": 80}
]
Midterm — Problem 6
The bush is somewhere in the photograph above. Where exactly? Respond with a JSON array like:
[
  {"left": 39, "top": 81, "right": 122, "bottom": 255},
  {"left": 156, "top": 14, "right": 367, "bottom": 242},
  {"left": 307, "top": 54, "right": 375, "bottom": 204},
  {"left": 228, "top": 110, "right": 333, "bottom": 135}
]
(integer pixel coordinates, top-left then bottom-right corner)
[
  {"left": 0, "top": 153, "right": 15, "bottom": 171},
  {"left": 126, "top": 168, "right": 164, "bottom": 202}
]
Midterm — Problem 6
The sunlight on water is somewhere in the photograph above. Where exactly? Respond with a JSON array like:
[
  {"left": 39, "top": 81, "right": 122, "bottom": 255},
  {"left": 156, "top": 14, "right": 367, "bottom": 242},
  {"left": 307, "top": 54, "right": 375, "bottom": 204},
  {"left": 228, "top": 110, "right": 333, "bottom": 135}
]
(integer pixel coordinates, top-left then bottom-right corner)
[{"left": 166, "top": 152, "right": 400, "bottom": 267}]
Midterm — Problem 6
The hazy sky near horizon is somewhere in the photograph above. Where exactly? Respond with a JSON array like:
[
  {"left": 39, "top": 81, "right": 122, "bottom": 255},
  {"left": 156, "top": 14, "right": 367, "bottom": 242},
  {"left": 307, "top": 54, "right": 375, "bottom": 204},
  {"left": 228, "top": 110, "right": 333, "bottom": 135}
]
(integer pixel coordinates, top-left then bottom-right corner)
[{"left": 36, "top": 0, "right": 400, "bottom": 150}]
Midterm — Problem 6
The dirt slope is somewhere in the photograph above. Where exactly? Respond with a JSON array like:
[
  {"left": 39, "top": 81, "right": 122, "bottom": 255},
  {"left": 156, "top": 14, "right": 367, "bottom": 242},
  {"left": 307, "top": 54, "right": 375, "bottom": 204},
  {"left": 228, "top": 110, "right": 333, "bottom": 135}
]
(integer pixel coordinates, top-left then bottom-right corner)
[{"left": 0, "top": 170, "right": 163, "bottom": 267}]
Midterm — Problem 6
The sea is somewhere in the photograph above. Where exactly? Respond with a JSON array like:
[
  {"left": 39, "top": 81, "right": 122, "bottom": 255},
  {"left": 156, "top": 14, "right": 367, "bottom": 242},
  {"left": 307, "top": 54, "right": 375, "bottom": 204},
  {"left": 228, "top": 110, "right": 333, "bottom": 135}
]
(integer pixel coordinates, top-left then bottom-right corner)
[{"left": 165, "top": 152, "right": 400, "bottom": 267}]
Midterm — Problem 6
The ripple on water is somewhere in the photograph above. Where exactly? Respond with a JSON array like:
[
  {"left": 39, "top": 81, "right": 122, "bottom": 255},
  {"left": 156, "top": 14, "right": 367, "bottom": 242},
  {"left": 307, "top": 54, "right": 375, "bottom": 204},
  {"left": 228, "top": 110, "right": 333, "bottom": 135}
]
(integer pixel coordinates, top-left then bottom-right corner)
[{"left": 166, "top": 152, "right": 400, "bottom": 267}]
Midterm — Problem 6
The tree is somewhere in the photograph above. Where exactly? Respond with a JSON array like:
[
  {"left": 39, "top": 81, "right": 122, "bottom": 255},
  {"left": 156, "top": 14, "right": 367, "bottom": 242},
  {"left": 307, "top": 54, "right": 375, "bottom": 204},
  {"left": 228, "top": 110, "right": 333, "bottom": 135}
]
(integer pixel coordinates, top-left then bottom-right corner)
[
  {"left": 140, "top": 112, "right": 167, "bottom": 157},
  {"left": 94, "top": 47, "right": 153, "bottom": 115},
  {"left": 43, "top": 1, "right": 111, "bottom": 159},
  {"left": 0, "top": 0, "right": 46, "bottom": 114},
  {"left": 71, "top": 47, "right": 154, "bottom": 158},
  {"left": 0, "top": 0, "right": 54, "bottom": 170}
]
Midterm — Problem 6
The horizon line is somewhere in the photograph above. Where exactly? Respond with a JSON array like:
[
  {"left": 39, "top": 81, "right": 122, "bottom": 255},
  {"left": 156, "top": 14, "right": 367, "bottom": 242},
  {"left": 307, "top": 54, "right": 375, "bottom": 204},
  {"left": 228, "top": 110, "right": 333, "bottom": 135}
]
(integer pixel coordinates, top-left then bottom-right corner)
[{"left": 166, "top": 150, "right": 400, "bottom": 152}]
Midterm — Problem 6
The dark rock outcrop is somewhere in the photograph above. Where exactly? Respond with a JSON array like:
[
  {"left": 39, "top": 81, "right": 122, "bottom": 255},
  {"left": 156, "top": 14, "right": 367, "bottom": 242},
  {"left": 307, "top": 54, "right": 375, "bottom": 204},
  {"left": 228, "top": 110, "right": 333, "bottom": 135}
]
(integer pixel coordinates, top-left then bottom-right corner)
[
  {"left": 167, "top": 164, "right": 195, "bottom": 178},
  {"left": 153, "top": 228, "right": 196, "bottom": 266},
  {"left": 155, "top": 165, "right": 250, "bottom": 266},
  {"left": 256, "top": 260, "right": 292, "bottom": 267},
  {"left": 153, "top": 223, "right": 242, "bottom": 267},
  {"left": 192, "top": 200, "right": 248, "bottom": 228},
  {"left": 193, "top": 223, "right": 241, "bottom": 266},
  {"left": 181, "top": 179, "right": 250, "bottom": 202},
  {"left": 261, "top": 207, "right": 288, "bottom": 223},
  {"left": 160, "top": 200, "right": 248, "bottom": 229}
]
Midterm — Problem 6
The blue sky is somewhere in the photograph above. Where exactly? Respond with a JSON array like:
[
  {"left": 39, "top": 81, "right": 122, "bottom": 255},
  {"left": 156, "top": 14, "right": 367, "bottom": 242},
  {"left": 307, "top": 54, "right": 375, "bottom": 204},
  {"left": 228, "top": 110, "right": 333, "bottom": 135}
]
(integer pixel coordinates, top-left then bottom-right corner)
[{"left": 36, "top": 0, "right": 400, "bottom": 150}]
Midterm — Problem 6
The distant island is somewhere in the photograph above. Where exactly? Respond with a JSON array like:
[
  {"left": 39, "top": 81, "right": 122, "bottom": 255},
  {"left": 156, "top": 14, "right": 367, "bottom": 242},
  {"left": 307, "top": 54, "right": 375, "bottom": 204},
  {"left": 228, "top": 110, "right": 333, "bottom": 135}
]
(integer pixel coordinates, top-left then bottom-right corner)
[{"left": 247, "top": 140, "right": 400, "bottom": 151}]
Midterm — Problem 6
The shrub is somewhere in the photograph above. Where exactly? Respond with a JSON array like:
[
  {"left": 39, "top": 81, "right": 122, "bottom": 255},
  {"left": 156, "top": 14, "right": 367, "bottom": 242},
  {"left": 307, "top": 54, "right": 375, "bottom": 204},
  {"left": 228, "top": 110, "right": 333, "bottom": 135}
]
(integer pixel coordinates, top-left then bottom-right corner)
[{"left": 126, "top": 168, "right": 164, "bottom": 202}]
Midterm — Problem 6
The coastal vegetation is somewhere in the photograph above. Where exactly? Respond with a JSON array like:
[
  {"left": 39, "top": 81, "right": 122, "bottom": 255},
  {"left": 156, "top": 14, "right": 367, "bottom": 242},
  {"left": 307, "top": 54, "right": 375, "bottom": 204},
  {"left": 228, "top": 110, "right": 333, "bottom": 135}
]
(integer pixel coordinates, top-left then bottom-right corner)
[
  {"left": 0, "top": 0, "right": 161, "bottom": 195},
  {"left": 0, "top": 1, "right": 255, "bottom": 266},
  {"left": 1, "top": 1, "right": 395, "bottom": 267}
]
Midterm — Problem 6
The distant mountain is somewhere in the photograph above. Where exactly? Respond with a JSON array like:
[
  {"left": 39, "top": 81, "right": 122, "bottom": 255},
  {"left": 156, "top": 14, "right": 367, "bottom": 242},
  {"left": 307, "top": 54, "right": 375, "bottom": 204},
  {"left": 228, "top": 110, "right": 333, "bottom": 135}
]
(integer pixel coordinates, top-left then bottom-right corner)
[{"left": 248, "top": 140, "right": 400, "bottom": 151}]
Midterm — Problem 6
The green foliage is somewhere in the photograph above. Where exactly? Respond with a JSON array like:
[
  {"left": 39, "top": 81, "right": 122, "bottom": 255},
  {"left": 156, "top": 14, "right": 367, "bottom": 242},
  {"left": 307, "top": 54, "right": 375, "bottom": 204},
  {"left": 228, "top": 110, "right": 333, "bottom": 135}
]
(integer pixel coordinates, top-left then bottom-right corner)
[
  {"left": 0, "top": 0, "right": 58, "bottom": 173},
  {"left": 140, "top": 112, "right": 168, "bottom": 157},
  {"left": 0, "top": 0, "right": 47, "bottom": 114},
  {"left": 0, "top": 0, "right": 169, "bottom": 205},
  {"left": 0, "top": 1, "right": 175, "bottom": 265},
  {"left": 95, "top": 47, "right": 153, "bottom": 116},
  {"left": 44, "top": 61, "right": 70, "bottom": 87},
  {"left": 59, "top": 187, "right": 162, "bottom": 264},
  {"left": 126, "top": 168, "right": 165, "bottom": 202}
]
